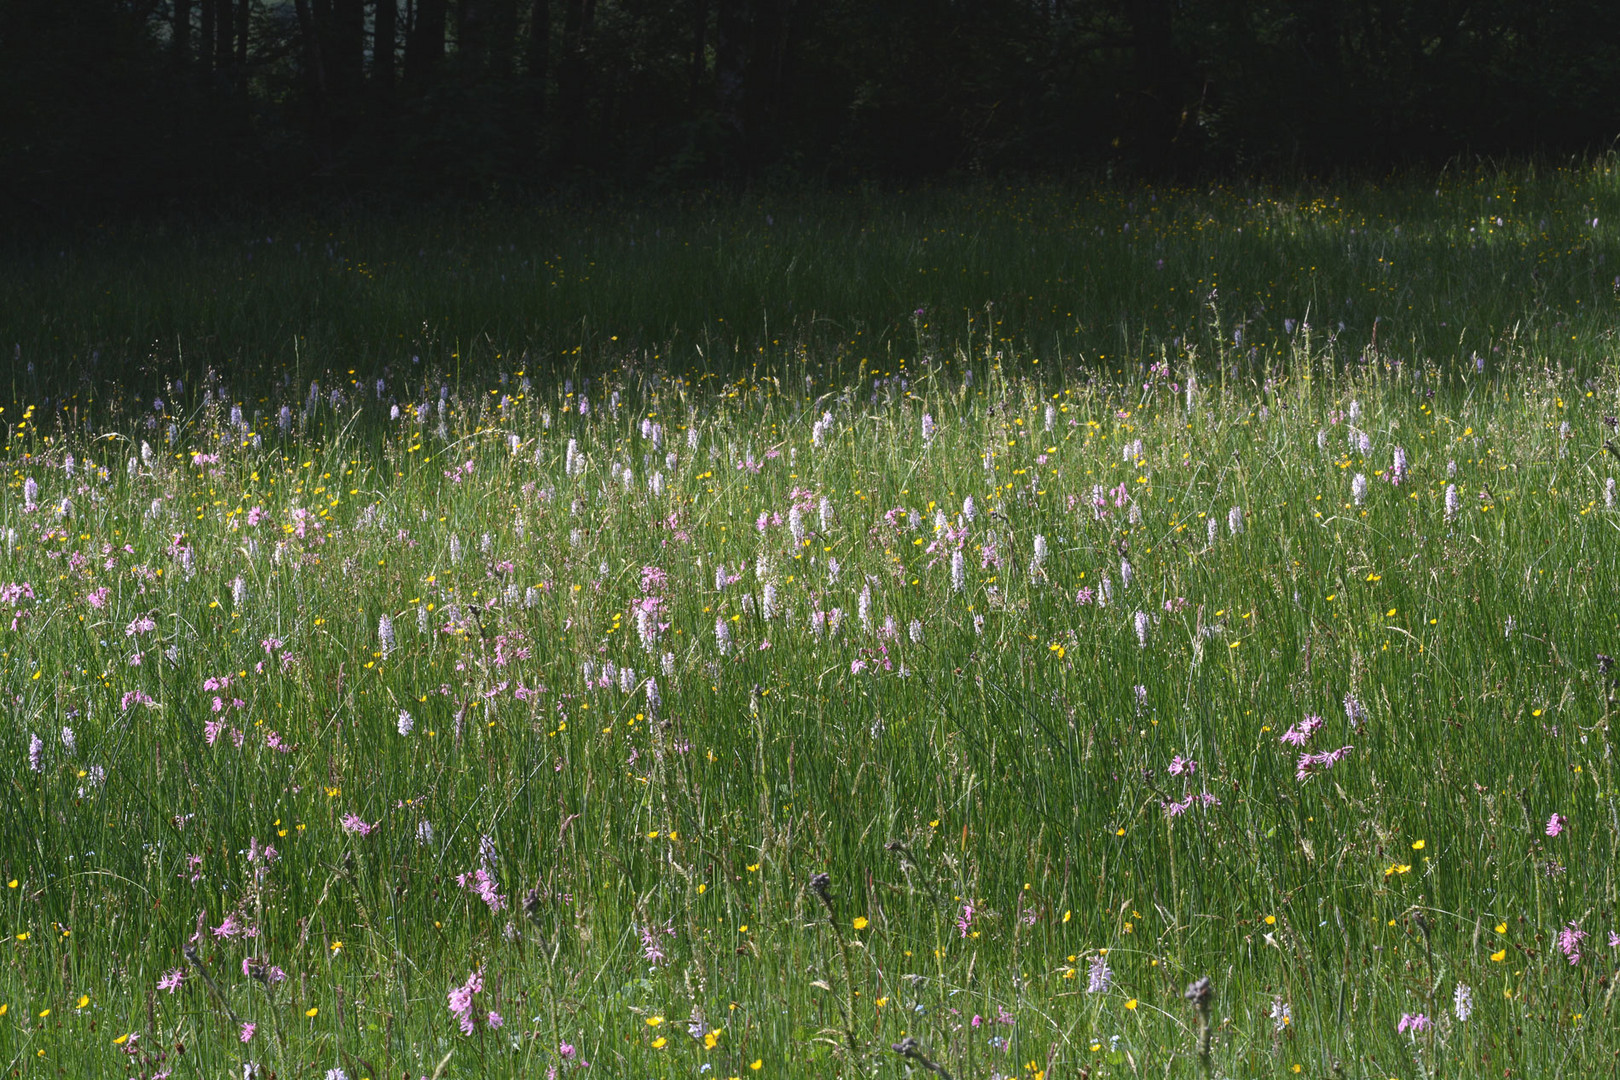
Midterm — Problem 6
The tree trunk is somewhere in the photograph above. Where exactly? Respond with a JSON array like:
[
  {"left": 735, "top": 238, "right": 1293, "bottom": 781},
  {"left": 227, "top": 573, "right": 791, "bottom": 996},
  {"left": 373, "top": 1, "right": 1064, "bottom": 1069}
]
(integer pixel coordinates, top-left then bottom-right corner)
[
  {"left": 236, "top": 0, "right": 249, "bottom": 70},
  {"left": 1125, "top": 0, "right": 1176, "bottom": 169},
  {"left": 328, "top": 0, "right": 365, "bottom": 101},
  {"left": 714, "top": 0, "right": 743, "bottom": 139},
  {"left": 294, "top": 0, "right": 328, "bottom": 98},
  {"left": 556, "top": 0, "right": 587, "bottom": 157},
  {"left": 689, "top": 0, "right": 705, "bottom": 102},
  {"left": 526, "top": 0, "right": 548, "bottom": 117},
  {"left": 460, "top": 0, "right": 489, "bottom": 73},
  {"left": 374, "top": 0, "right": 397, "bottom": 88},
  {"left": 215, "top": 0, "right": 234, "bottom": 79},
  {"left": 200, "top": 0, "right": 216, "bottom": 68},
  {"left": 174, "top": 0, "right": 192, "bottom": 61},
  {"left": 404, "top": 0, "right": 447, "bottom": 86},
  {"left": 488, "top": 0, "right": 516, "bottom": 79}
]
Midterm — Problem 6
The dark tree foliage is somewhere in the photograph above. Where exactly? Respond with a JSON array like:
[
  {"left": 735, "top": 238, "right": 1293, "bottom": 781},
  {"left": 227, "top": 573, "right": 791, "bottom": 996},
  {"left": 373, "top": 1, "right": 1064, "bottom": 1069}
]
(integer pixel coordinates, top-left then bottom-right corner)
[{"left": 2, "top": 0, "right": 1618, "bottom": 210}]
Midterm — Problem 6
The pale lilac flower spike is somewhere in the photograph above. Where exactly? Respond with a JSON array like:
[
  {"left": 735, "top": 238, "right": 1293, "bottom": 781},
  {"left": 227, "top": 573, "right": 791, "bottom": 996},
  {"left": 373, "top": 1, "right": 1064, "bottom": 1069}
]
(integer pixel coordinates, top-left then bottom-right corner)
[{"left": 1086, "top": 953, "right": 1112, "bottom": 994}]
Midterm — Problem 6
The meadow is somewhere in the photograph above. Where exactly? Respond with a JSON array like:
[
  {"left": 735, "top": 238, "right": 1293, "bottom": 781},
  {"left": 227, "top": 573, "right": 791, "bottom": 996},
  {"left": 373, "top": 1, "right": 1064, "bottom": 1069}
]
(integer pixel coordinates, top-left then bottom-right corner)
[{"left": 2, "top": 165, "right": 1620, "bottom": 1080}]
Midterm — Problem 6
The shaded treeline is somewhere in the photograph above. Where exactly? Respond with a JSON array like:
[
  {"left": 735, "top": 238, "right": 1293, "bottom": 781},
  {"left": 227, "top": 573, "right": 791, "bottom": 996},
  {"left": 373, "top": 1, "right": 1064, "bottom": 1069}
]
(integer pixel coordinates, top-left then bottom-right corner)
[{"left": 3, "top": 0, "right": 1620, "bottom": 209}]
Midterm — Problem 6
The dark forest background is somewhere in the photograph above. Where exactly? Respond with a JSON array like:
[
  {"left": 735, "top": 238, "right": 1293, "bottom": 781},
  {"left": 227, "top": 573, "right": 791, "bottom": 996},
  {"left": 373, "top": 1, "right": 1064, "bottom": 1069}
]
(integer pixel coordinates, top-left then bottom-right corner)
[{"left": 5, "top": 0, "right": 1620, "bottom": 212}]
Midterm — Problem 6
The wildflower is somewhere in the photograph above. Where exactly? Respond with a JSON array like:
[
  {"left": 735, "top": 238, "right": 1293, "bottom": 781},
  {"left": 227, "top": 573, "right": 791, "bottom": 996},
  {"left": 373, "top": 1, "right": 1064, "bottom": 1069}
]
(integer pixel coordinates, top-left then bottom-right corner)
[
  {"left": 1352, "top": 473, "right": 1368, "bottom": 505},
  {"left": 1343, "top": 694, "right": 1367, "bottom": 729},
  {"left": 1086, "top": 954, "right": 1112, "bottom": 994},
  {"left": 963, "top": 495, "right": 976, "bottom": 522},
  {"left": 1391, "top": 446, "right": 1408, "bottom": 485},
  {"left": 1445, "top": 484, "right": 1460, "bottom": 521},
  {"left": 1546, "top": 813, "right": 1567, "bottom": 837},
  {"left": 1607, "top": 477, "right": 1616, "bottom": 509},
  {"left": 1032, "top": 534, "right": 1048, "bottom": 568},
  {"left": 27, "top": 733, "right": 43, "bottom": 773},
  {"left": 1134, "top": 610, "right": 1150, "bottom": 649},
  {"left": 1558, "top": 922, "right": 1587, "bottom": 964},
  {"left": 213, "top": 913, "right": 247, "bottom": 939},
  {"left": 1279, "top": 715, "right": 1325, "bottom": 746},
  {"left": 398, "top": 710, "right": 414, "bottom": 736},
  {"left": 956, "top": 903, "right": 974, "bottom": 936},
  {"left": 858, "top": 585, "right": 872, "bottom": 629},
  {"left": 340, "top": 814, "right": 375, "bottom": 837},
  {"left": 951, "top": 549, "right": 965, "bottom": 592},
  {"left": 1453, "top": 983, "right": 1473, "bottom": 1022},
  {"left": 714, "top": 617, "right": 731, "bottom": 655},
  {"left": 921, "top": 413, "right": 936, "bottom": 443},
  {"left": 456, "top": 867, "right": 506, "bottom": 912},
  {"left": 1397, "top": 1013, "right": 1430, "bottom": 1035},
  {"left": 60, "top": 726, "right": 75, "bottom": 754},
  {"left": 641, "top": 924, "right": 666, "bottom": 965},
  {"left": 1228, "top": 506, "right": 1244, "bottom": 535},
  {"left": 1269, "top": 997, "right": 1291, "bottom": 1031},
  {"left": 1167, "top": 755, "right": 1197, "bottom": 776},
  {"left": 1295, "top": 745, "right": 1354, "bottom": 781},
  {"left": 1119, "top": 557, "right": 1132, "bottom": 590},
  {"left": 157, "top": 968, "right": 186, "bottom": 993},
  {"left": 1316, "top": 429, "right": 1328, "bottom": 451},
  {"left": 378, "top": 615, "right": 395, "bottom": 657},
  {"left": 240, "top": 1022, "right": 256, "bottom": 1042},
  {"left": 447, "top": 968, "right": 486, "bottom": 1035},
  {"left": 1206, "top": 517, "right": 1218, "bottom": 545}
]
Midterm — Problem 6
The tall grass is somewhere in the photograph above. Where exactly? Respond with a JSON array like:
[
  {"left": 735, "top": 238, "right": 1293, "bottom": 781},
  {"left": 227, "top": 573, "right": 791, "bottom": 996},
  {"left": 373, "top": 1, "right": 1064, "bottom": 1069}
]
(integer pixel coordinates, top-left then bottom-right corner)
[
  {"left": 4, "top": 161, "right": 1620, "bottom": 401},
  {"left": 1, "top": 165, "right": 1619, "bottom": 1079}
]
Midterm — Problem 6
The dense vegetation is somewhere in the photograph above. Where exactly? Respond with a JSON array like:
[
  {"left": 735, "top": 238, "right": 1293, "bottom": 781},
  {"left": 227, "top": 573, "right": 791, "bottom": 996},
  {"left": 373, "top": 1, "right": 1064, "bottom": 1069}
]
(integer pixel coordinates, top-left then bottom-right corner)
[
  {"left": 6, "top": 0, "right": 1620, "bottom": 209},
  {"left": 2, "top": 166, "right": 1619, "bottom": 1079}
]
